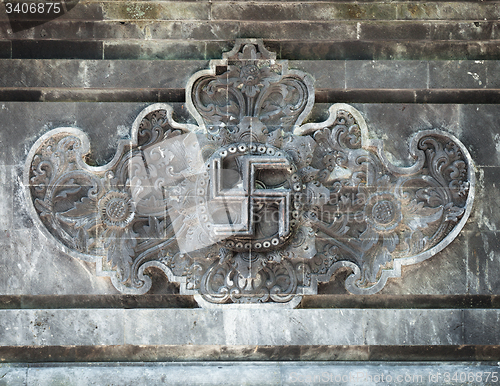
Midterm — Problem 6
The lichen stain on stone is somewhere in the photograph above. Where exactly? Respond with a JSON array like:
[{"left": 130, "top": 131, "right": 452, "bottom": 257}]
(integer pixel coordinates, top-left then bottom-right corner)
[
  {"left": 125, "top": 4, "right": 157, "bottom": 20},
  {"left": 347, "top": 5, "right": 366, "bottom": 19},
  {"left": 407, "top": 4, "right": 431, "bottom": 18},
  {"left": 103, "top": 3, "right": 159, "bottom": 21}
]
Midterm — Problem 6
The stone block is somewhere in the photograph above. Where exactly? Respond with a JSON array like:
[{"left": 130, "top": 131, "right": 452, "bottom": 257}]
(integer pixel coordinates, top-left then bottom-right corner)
[
  {"left": 289, "top": 61, "right": 345, "bottom": 89},
  {"left": 26, "top": 363, "right": 282, "bottom": 386},
  {"left": 346, "top": 61, "right": 428, "bottom": 89},
  {"left": 359, "top": 21, "right": 430, "bottom": 40},
  {"left": 0, "top": 59, "right": 207, "bottom": 89},
  {"left": 0, "top": 309, "right": 124, "bottom": 346},
  {"left": 124, "top": 309, "right": 225, "bottom": 345},
  {"left": 0, "top": 59, "right": 84, "bottom": 88},
  {"left": 486, "top": 61, "right": 500, "bottom": 88},
  {"left": 3, "top": 362, "right": 500, "bottom": 385},
  {"left": 464, "top": 309, "right": 500, "bottom": 344},
  {"left": 281, "top": 41, "right": 375, "bottom": 61},
  {"left": 460, "top": 105, "right": 500, "bottom": 167},
  {"left": 0, "top": 230, "right": 32, "bottom": 295},
  {"left": 396, "top": 3, "right": 499, "bottom": 21},
  {"left": 0, "top": 166, "right": 13, "bottom": 231},
  {"left": 429, "top": 61, "right": 487, "bottom": 89},
  {"left": 468, "top": 231, "right": 500, "bottom": 294},
  {"left": 222, "top": 309, "right": 366, "bottom": 345},
  {"left": 431, "top": 21, "right": 495, "bottom": 40},
  {"left": 466, "top": 167, "right": 500, "bottom": 233},
  {"left": 278, "top": 40, "right": 500, "bottom": 61},
  {"left": 101, "top": 2, "right": 209, "bottom": 21},
  {"left": 211, "top": 3, "right": 396, "bottom": 21},
  {"left": 104, "top": 40, "right": 206, "bottom": 60},
  {"left": 364, "top": 309, "right": 463, "bottom": 345},
  {"left": 0, "top": 366, "right": 26, "bottom": 386},
  {"left": 147, "top": 21, "right": 239, "bottom": 40},
  {"left": 11, "top": 40, "right": 103, "bottom": 59},
  {"left": 238, "top": 21, "right": 357, "bottom": 41},
  {"left": 0, "top": 41, "right": 11, "bottom": 58},
  {"left": 281, "top": 363, "right": 500, "bottom": 385}
]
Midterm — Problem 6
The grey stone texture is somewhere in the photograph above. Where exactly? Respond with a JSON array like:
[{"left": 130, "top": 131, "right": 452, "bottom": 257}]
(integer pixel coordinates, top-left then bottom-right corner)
[
  {"left": 0, "top": 308, "right": 497, "bottom": 346},
  {"left": 3, "top": 59, "right": 500, "bottom": 92},
  {"left": 1, "top": 1, "right": 499, "bottom": 60},
  {"left": 1, "top": 362, "right": 500, "bottom": 385}
]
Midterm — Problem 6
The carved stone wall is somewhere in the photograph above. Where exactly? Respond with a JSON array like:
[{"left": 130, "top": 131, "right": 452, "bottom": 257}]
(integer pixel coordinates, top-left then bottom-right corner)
[{"left": 1, "top": 1, "right": 500, "bottom": 383}]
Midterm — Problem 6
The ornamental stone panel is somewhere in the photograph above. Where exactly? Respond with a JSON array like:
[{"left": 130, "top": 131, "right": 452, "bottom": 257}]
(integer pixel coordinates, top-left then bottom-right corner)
[{"left": 24, "top": 40, "right": 475, "bottom": 308}]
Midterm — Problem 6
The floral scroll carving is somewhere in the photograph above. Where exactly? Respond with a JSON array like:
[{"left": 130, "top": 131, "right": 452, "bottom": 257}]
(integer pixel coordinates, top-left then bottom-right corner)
[{"left": 25, "top": 39, "right": 475, "bottom": 308}]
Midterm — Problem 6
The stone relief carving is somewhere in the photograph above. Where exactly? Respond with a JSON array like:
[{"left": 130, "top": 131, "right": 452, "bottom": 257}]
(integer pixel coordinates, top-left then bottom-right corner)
[{"left": 25, "top": 39, "right": 475, "bottom": 308}]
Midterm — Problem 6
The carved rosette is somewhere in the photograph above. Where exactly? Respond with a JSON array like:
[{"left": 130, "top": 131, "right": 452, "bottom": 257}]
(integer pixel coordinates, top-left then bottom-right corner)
[{"left": 25, "top": 39, "right": 475, "bottom": 308}]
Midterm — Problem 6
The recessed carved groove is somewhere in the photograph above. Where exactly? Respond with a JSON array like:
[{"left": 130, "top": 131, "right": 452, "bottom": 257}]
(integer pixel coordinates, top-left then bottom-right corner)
[{"left": 25, "top": 39, "right": 475, "bottom": 308}]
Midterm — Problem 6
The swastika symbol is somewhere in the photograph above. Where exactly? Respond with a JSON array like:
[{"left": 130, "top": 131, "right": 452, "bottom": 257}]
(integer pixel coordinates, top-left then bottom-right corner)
[{"left": 209, "top": 154, "right": 292, "bottom": 242}]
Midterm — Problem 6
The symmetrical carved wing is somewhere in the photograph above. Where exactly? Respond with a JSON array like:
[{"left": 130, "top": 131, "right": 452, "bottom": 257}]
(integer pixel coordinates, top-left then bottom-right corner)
[{"left": 25, "top": 39, "right": 475, "bottom": 307}]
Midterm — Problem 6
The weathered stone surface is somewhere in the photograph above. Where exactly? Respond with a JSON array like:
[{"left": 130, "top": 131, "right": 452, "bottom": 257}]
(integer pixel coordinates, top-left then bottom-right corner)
[
  {"left": 485, "top": 61, "right": 500, "bottom": 88},
  {"left": 4, "top": 59, "right": 500, "bottom": 91},
  {"left": 5, "top": 40, "right": 500, "bottom": 61},
  {"left": 351, "top": 104, "right": 461, "bottom": 164},
  {"left": 6, "top": 362, "right": 500, "bottom": 386},
  {"left": 125, "top": 309, "right": 225, "bottom": 345},
  {"left": 467, "top": 167, "right": 500, "bottom": 234},
  {"left": 12, "top": 40, "right": 103, "bottom": 59},
  {"left": 468, "top": 231, "right": 500, "bottom": 295},
  {"left": 460, "top": 105, "right": 500, "bottom": 167},
  {"left": 0, "top": 366, "right": 26, "bottom": 386},
  {"left": 281, "top": 41, "right": 376, "bottom": 60},
  {"left": 0, "top": 166, "right": 13, "bottom": 231},
  {"left": 0, "top": 309, "right": 124, "bottom": 346},
  {"left": 380, "top": 233, "right": 468, "bottom": 295},
  {"left": 1, "top": 20, "right": 148, "bottom": 40},
  {"left": 464, "top": 309, "right": 500, "bottom": 345},
  {"left": 101, "top": 2, "right": 210, "bottom": 21},
  {"left": 147, "top": 21, "right": 239, "bottom": 40},
  {"left": 26, "top": 363, "right": 282, "bottom": 386},
  {"left": 27, "top": 229, "right": 118, "bottom": 295},
  {"left": 359, "top": 21, "right": 430, "bottom": 40},
  {"left": 0, "top": 102, "right": 150, "bottom": 166},
  {"left": 3, "top": 308, "right": 495, "bottom": 346},
  {"left": 346, "top": 60, "right": 428, "bottom": 89},
  {"left": 223, "top": 310, "right": 366, "bottom": 346},
  {"left": 0, "top": 230, "right": 32, "bottom": 295},
  {"left": 431, "top": 21, "right": 496, "bottom": 41},
  {"left": 396, "top": 3, "right": 499, "bottom": 21},
  {"left": 5, "top": 362, "right": 500, "bottom": 385},
  {"left": 429, "top": 61, "right": 487, "bottom": 89},
  {"left": 238, "top": 21, "right": 357, "bottom": 40},
  {"left": 104, "top": 40, "right": 206, "bottom": 60},
  {"left": 211, "top": 3, "right": 397, "bottom": 21},
  {"left": 0, "top": 41, "right": 10, "bottom": 58},
  {"left": 364, "top": 309, "right": 463, "bottom": 345},
  {"left": 279, "top": 40, "right": 500, "bottom": 61}
]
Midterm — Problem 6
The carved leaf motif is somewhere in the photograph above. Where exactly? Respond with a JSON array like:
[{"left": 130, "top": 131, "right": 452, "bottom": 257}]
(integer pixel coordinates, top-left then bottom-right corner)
[{"left": 103, "top": 228, "right": 137, "bottom": 283}]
